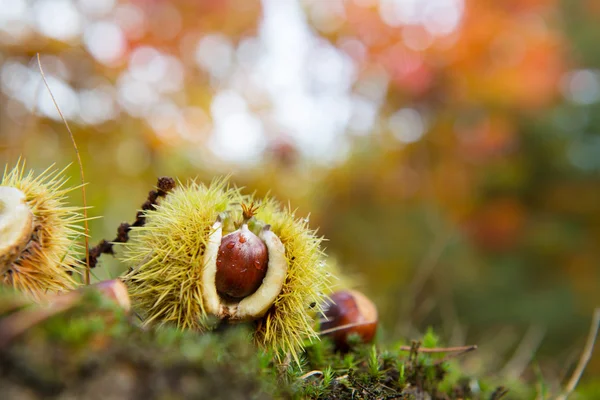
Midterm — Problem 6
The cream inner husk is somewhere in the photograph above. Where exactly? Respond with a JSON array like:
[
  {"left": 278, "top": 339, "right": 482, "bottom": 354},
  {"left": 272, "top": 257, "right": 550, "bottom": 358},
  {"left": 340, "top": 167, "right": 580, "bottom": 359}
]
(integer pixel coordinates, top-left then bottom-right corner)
[
  {"left": 0, "top": 186, "right": 34, "bottom": 273},
  {"left": 201, "top": 220, "right": 288, "bottom": 321}
]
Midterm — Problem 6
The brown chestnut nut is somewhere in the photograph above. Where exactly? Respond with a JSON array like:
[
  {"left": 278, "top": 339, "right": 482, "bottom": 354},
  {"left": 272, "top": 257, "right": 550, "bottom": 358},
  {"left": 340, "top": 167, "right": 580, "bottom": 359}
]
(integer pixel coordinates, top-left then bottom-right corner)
[
  {"left": 320, "top": 290, "right": 378, "bottom": 350},
  {"left": 215, "top": 224, "right": 268, "bottom": 299}
]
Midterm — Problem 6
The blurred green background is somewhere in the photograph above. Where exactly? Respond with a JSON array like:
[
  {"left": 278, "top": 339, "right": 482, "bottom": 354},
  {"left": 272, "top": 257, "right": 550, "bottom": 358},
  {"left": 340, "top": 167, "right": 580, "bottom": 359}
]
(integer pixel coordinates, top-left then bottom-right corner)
[{"left": 1, "top": 0, "right": 599, "bottom": 390}]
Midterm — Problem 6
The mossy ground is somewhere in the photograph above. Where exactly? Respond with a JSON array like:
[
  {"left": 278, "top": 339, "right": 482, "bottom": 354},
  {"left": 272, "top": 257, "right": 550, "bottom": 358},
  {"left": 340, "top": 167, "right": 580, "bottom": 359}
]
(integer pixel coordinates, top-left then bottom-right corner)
[{"left": 0, "top": 287, "right": 588, "bottom": 400}]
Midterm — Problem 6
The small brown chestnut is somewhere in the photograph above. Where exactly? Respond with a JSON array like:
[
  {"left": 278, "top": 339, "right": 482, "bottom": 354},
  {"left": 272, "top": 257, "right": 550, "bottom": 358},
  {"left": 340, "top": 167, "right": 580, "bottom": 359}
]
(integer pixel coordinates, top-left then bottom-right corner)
[
  {"left": 215, "top": 224, "right": 268, "bottom": 299},
  {"left": 320, "top": 289, "right": 378, "bottom": 350}
]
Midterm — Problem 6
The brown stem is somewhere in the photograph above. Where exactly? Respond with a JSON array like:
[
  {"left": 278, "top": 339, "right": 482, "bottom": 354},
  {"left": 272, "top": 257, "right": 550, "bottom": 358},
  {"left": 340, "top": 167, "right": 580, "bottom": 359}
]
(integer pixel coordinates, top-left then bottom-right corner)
[
  {"left": 84, "top": 177, "right": 176, "bottom": 269},
  {"left": 241, "top": 201, "right": 259, "bottom": 223},
  {"left": 432, "top": 346, "right": 478, "bottom": 366}
]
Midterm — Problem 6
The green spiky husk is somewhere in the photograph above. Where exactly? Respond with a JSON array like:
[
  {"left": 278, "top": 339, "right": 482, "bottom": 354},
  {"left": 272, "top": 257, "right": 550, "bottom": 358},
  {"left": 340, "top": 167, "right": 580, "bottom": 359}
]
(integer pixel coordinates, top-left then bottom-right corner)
[
  {"left": 251, "top": 198, "right": 332, "bottom": 363},
  {"left": 120, "top": 179, "right": 334, "bottom": 360},
  {"left": 1, "top": 161, "right": 83, "bottom": 300},
  {"left": 121, "top": 179, "right": 244, "bottom": 330}
]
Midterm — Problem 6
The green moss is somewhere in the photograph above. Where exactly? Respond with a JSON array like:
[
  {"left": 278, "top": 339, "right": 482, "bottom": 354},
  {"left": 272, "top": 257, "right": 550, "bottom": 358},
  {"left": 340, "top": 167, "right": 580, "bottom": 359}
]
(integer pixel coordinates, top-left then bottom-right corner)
[{"left": 0, "top": 287, "right": 589, "bottom": 399}]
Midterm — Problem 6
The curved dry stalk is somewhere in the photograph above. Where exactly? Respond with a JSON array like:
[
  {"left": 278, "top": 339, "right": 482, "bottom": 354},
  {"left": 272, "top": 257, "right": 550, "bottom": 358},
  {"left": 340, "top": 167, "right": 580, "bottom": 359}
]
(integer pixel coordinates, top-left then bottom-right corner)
[
  {"left": 37, "top": 54, "right": 90, "bottom": 285},
  {"left": 557, "top": 308, "right": 600, "bottom": 400}
]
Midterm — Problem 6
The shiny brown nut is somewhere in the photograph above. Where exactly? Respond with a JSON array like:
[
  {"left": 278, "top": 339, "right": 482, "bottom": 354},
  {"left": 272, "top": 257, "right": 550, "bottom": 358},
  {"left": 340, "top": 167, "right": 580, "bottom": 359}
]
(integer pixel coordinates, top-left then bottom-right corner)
[
  {"left": 215, "top": 224, "right": 268, "bottom": 299},
  {"left": 320, "top": 290, "right": 378, "bottom": 350}
]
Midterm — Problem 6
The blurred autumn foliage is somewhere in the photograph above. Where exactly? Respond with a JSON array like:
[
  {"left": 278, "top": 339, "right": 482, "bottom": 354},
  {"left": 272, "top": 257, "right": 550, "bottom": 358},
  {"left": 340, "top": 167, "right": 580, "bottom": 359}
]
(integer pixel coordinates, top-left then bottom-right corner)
[{"left": 1, "top": 0, "right": 599, "bottom": 386}]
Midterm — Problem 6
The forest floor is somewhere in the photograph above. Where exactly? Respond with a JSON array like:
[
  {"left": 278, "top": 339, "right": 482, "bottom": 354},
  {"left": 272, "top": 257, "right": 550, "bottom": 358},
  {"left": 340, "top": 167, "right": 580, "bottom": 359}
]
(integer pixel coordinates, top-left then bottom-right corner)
[{"left": 0, "top": 286, "right": 592, "bottom": 399}]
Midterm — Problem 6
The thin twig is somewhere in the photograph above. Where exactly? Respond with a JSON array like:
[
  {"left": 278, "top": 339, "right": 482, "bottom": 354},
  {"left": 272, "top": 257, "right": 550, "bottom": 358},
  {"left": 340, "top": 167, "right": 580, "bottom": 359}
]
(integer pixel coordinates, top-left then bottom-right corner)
[
  {"left": 557, "top": 308, "right": 600, "bottom": 400},
  {"left": 432, "top": 346, "right": 478, "bottom": 366},
  {"left": 84, "top": 177, "right": 176, "bottom": 268},
  {"left": 351, "top": 376, "right": 377, "bottom": 397},
  {"left": 398, "top": 344, "right": 478, "bottom": 353},
  {"left": 37, "top": 54, "right": 91, "bottom": 285},
  {"left": 319, "top": 320, "right": 377, "bottom": 336}
]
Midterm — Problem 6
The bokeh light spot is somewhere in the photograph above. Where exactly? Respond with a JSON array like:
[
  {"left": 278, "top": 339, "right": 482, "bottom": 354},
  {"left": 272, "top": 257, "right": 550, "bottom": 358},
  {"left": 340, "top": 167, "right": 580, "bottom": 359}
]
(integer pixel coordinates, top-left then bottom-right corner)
[
  {"left": 79, "top": 86, "right": 117, "bottom": 125},
  {"left": 560, "top": 69, "right": 600, "bottom": 105},
  {"left": 0, "top": 0, "right": 31, "bottom": 42},
  {"left": 84, "top": 21, "right": 126, "bottom": 65},
  {"left": 34, "top": 0, "right": 81, "bottom": 41},
  {"left": 210, "top": 112, "right": 266, "bottom": 164},
  {"left": 389, "top": 108, "right": 426, "bottom": 143},
  {"left": 195, "top": 34, "right": 234, "bottom": 79},
  {"left": 78, "top": 0, "right": 115, "bottom": 17}
]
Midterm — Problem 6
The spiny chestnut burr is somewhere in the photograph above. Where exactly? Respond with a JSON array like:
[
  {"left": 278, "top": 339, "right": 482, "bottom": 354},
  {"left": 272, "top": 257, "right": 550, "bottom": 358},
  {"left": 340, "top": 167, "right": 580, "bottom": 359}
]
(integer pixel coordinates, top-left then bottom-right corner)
[
  {"left": 121, "top": 180, "right": 333, "bottom": 361},
  {"left": 1, "top": 162, "right": 83, "bottom": 301},
  {"left": 215, "top": 224, "right": 268, "bottom": 299},
  {"left": 320, "top": 289, "right": 378, "bottom": 350}
]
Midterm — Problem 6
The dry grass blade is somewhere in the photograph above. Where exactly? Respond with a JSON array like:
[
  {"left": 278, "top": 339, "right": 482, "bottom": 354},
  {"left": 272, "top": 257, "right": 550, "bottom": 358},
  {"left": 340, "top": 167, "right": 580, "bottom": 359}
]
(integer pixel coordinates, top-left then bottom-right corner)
[
  {"left": 432, "top": 346, "right": 478, "bottom": 366},
  {"left": 318, "top": 320, "right": 377, "bottom": 336},
  {"left": 36, "top": 53, "right": 91, "bottom": 285},
  {"left": 298, "top": 370, "right": 323, "bottom": 380},
  {"left": 557, "top": 308, "right": 600, "bottom": 400}
]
